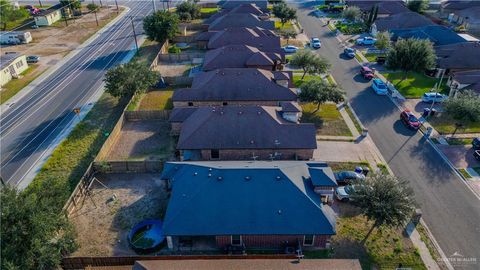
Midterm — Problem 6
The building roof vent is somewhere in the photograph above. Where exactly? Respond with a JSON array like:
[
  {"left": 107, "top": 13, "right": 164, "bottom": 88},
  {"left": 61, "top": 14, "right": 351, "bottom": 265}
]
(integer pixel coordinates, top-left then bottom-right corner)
[
  {"left": 208, "top": 173, "right": 212, "bottom": 177},
  {"left": 245, "top": 176, "right": 251, "bottom": 181},
  {"left": 276, "top": 176, "right": 281, "bottom": 181},
  {"left": 217, "top": 176, "right": 223, "bottom": 181},
  {"left": 193, "top": 172, "right": 198, "bottom": 176},
  {"left": 278, "top": 210, "right": 282, "bottom": 215}
]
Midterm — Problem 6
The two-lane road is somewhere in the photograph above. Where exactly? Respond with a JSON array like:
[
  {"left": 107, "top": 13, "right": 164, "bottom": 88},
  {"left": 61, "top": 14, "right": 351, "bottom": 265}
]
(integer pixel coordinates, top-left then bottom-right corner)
[
  {"left": 295, "top": 3, "right": 480, "bottom": 269},
  {"left": 0, "top": 0, "right": 158, "bottom": 188}
]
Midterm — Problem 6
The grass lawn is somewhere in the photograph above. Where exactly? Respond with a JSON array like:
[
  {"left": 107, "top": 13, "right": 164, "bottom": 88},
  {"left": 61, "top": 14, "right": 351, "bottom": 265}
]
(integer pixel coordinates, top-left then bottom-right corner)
[
  {"left": 377, "top": 163, "right": 390, "bottom": 175},
  {"left": 275, "top": 20, "right": 293, "bottom": 30},
  {"left": 447, "top": 138, "right": 473, "bottom": 145},
  {"left": 133, "top": 39, "right": 161, "bottom": 66},
  {"left": 301, "top": 103, "right": 352, "bottom": 136},
  {"left": 5, "top": 17, "right": 33, "bottom": 30},
  {"left": 331, "top": 204, "right": 426, "bottom": 269},
  {"left": 327, "top": 161, "right": 370, "bottom": 172},
  {"left": 354, "top": 52, "right": 363, "bottom": 62},
  {"left": 327, "top": 23, "right": 336, "bottom": 31},
  {"left": 428, "top": 114, "right": 480, "bottom": 134},
  {"left": 334, "top": 21, "right": 365, "bottom": 34},
  {"left": 200, "top": 7, "right": 219, "bottom": 15},
  {"left": 345, "top": 105, "right": 363, "bottom": 134},
  {"left": 292, "top": 73, "right": 315, "bottom": 87},
  {"left": 137, "top": 89, "right": 173, "bottom": 110},
  {"left": 1, "top": 65, "right": 43, "bottom": 104},
  {"left": 364, "top": 53, "right": 381, "bottom": 62},
  {"left": 326, "top": 74, "right": 336, "bottom": 86},
  {"left": 26, "top": 93, "right": 127, "bottom": 207},
  {"left": 382, "top": 72, "right": 449, "bottom": 98},
  {"left": 458, "top": 168, "right": 472, "bottom": 179}
]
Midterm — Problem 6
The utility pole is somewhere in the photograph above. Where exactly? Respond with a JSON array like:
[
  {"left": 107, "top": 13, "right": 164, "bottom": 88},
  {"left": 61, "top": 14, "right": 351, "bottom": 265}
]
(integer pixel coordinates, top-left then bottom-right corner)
[
  {"left": 38, "top": 0, "right": 43, "bottom": 7},
  {"left": 94, "top": 9, "right": 99, "bottom": 26},
  {"left": 130, "top": 17, "right": 139, "bottom": 52},
  {"left": 152, "top": 0, "right": 156, "bottom": 11},
  {"left": 114, "top": 0, "right": 119, "bottom": 13}
]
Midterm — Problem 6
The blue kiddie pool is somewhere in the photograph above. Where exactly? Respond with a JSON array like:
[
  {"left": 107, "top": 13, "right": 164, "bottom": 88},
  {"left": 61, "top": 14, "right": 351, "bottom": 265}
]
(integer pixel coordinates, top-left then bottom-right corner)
[{"left": 128, "top": 219, "right": 165, "bottom": 254}]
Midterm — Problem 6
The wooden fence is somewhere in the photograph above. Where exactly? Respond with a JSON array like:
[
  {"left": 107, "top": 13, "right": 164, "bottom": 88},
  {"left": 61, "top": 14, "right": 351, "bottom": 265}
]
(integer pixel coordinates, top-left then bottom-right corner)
[
  {"left": 124, "top": 109, "right": 171, "bottom": 121},
  {"left": 95, "top": 112, "right": 126, "bottom": 161},
  {"left": 150, "top": 40, "right": 169, "bottom": 69},
  {"left": 62, "top": 163, "right": 95, "bottom": 216},
  {"left": 62, "top": 254, "right": 297, "bottom": 269},
  {"left": 93, "top": 160, "right": 164, "bottom": 173},
  {"left": 158, "top": 52, "right": 205, "bottom": 63}
]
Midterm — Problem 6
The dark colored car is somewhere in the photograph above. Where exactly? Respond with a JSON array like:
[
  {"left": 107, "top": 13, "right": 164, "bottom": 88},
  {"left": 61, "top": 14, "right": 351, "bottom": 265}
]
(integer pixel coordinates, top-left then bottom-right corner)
[
  {"left": 360, "top": 66, "right": 375, "bottom": 80},
  {"left": 472, "top": 138, "right": 480, "bottom": 150},
  {"left": 400, "top": 110, "right": 421, "bottom": 130},
  {"left": 344, "top": 47, "right": 355, "bottom": 58},
  {"left": 334, "top": 171, "right": 366, "bottom": 185},
  {"left": 376, "top": 56, "right": 386, "bottom": 64},
  {"left": 26, "top": 55, "right": 40, "bottom": 63}
]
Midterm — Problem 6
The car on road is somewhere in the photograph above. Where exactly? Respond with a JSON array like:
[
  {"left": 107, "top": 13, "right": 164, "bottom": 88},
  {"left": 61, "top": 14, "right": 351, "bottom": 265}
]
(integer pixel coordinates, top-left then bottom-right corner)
[
  {"left": 356, "top": 37, "right": 377, "bottom": 45},
  {"left": 344, "top": 47, "right": 355, "bottom": 58},
  {"left": 421, "top": 92, "right": 448, "bottom": 103},
  {"left": 283, "top": 45, "right": 299, "bottom": 53},
  {"left": 311, "top": 37, "right": 321, "bottom": 49},
  {"left": 26, "top": 55, "right": 40, "bottom": 63},
  {"left": 360, "top": 66, "right": 375, "bottom": 80},
  {"left": 472, "top": 138, "right": 480, "bottom": 150},
  {"left": 371, "top": 78, "right": 388, "bottom": 95},
  {"left": 400, "top": 109, "right": 421, "bottom": 130},
  {"left": 334, "top": 171, "right": 365, "bottom": 185},
  {"left": 335, "top": 185, "right": 357, "bottom": 202}
]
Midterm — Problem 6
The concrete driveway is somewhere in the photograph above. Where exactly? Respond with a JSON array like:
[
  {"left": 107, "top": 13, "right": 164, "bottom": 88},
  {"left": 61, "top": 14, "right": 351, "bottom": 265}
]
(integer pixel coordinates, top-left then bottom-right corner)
[{"left": 438, "top": 145, "right": 480, "bottom": 168}]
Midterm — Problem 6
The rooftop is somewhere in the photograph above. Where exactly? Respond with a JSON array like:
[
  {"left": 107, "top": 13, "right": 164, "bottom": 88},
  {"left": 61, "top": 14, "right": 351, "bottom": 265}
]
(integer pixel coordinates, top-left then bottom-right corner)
[
  {"left": 0, "top": 52, "right": 23, "bottom": 70},
  {"left": 208, "top": 13, "right": 275, "bottom": 31},
  {"left": 161, "top": 161, "right": 336, "bottom": 236},
  {"left": 207, "top": 27, "right": 280, "bottom": 50},
  {"left": 435, "top": 42, "right": 480, "bottom": 69},
  {"left": 391, "top": 25, "right": 466, "bottom": 46},
  {"left": 346, "top": 0, "right": 409, "bottom": 14},
  {"left": 373, "top": 11, "right": 435, "bottom": 32}
]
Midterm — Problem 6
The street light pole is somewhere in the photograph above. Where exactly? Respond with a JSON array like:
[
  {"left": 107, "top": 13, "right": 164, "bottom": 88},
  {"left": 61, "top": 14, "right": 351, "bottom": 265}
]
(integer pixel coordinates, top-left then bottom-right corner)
[
  {"left": 130, "top": 16, "right": 139, "bottom": 52},
  {"left": 152, "top": 0, "right": 156, "bottom": 11}
]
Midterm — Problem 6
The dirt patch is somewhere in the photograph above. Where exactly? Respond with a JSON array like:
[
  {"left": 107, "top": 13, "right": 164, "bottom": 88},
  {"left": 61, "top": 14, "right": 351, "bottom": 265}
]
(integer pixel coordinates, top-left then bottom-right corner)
[
  {"left": 70, "top": 173, "right": 169, "bottom": 256},
  {"left": 155, "top": 61, "right": 192, "bottom": 77},
  {"left": 106, "top": 120, "right": 176, "bottom": 161}
]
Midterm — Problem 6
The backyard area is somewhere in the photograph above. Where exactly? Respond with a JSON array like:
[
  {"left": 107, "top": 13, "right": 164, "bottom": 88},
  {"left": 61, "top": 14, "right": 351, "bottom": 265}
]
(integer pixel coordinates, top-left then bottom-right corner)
[
  {"left": 383, "top": 72, "right": 448, "bottom": 98},
  {"left": 301, "top": 103, "right": 352, "bottom": 136},
  {"left": 127, "top": 89, "right": 174, "bottom": 111},
  {"left": 70, "top": 173, "right": 168, "bottom": 256}
]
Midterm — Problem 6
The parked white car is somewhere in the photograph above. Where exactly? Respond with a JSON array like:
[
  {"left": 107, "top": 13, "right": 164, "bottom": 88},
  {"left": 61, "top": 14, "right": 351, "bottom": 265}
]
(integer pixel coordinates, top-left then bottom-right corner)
[
  {"left": 371, "top": 78, "right": 388, "bottom": 95},
  {"left": 356, "top": 37, "right": 377, "bottom": 45},
  {"left": 421, "top": 92, "right": 448, "bottom": 103},
  {"left": 335, "top": 185, "right": 356, "bottom": 202},
  {"left": 311, "top": 37, "right": 321, "bottom": 49},
  {"left": 283, "top": 45, "right": 299, "bottom": 53}
]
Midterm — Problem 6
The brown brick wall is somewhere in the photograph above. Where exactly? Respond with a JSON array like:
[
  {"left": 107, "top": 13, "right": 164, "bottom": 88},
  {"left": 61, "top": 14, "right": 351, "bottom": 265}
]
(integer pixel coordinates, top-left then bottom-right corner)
[
  {"left": 215, "top": 235, "right": 330, "bottom": 249},
  {"left": 198, "top": 149, "right": 314, "bottom": 160}
]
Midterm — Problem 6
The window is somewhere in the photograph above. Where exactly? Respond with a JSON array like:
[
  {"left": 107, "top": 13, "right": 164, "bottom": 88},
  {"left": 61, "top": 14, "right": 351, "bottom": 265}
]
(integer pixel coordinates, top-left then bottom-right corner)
[
  {"left": 231, "top": 235, "right": 242, "bottom": 246},
  {"left": 222, "top": 102, "right": 228, "bottom": 106},
  {"left": 303, "top": 235, "right": 314, "bottom": 246},
  {"left": 210, "top": 149, "right": 220, "bottom": 159},
  {"left": 188, "top": 102, "right": 193, "bottom": 106}
]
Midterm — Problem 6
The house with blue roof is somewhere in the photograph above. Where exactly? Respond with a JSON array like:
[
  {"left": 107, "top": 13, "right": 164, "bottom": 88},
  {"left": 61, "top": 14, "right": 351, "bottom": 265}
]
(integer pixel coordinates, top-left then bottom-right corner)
[
  {"left": 160, "top": 161, "right": 337, "bottom": 251},
  {"left": 390, "top": 25, "right": 468, "bottom": 46}
]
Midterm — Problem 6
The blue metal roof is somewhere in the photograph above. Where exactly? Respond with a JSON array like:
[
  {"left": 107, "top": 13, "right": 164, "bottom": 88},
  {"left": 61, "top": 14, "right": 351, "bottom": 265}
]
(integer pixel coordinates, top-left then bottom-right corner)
[
  {"left": 161, "top": 161, "right": 337, "bottom": 236},
  {"left": 308, "top": 167, "right": 337, "bottom": 187}
]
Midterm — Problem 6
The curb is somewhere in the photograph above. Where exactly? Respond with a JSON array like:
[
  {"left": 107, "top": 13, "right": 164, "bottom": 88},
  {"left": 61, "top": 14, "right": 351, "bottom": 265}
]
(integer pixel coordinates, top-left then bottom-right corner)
[{"left": 1, "top": 6, "right": 130, "bottom": 113}]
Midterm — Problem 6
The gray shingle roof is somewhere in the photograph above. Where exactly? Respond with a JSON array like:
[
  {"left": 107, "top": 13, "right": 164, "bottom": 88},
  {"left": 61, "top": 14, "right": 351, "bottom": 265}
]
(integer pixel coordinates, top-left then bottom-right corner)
[
  {"left": 391, "top": 25, "right": 466, "bottom": 46},
  {"left": 346, "top": 0, "right": 409, "bottom": 14},
  {"left": 435, "top": 42, "right": 480, "bottom": 69},
  {"left": 452, "top": 70, "right": 480, "bottom": 84},
  {"left": 161, "top": 161, "right": 336, "bottom": 236},
  {"left": 172, "top": 68, "right": 296, "bottom": 102},
  {"left": 169, "top": 107, "right": 198, "bottom": 123},
  {"left": 441, "top": 0, "right": 480, "bottom": 10},
  {"left": 202, "top": 45, "right": 283, "bottom": 71},
  {"left": 373, "top": 12, "right": 435, "bottom": 32},
  {"left": 219, "top": 0, "right": 268, "bottom": 11},
  {"left": 0, "top": 53, "right": 23, "bottom": 70},
  {"left": 176, "top": 105, "right": 317, "bottom": 150},
  {"left": 207, "top": 27, "right": 280, "bottom": 50},
  {"left": 280, "top": 101, "right": 302, "bottom": 113},
  {"left": 208, "top": 13, "right": 275, "bottom": 31}
]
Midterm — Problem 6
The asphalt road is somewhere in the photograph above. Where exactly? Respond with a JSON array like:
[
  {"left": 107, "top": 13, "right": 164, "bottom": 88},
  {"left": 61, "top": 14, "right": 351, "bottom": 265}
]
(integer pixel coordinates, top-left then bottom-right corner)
[
  {"left": 0, "top": 0, "right": 158, "bottom": 187},
  {"left": 295, "top": 3, "right": 480, "bottom": 269}
]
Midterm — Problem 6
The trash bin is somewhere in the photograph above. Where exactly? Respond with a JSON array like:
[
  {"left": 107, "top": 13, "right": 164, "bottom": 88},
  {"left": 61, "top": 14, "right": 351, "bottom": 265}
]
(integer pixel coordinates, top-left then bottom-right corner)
[
  {"left": 422, "top": 108, "right": 431, "bottom": 118},
  {"left": 430, "top": 108, "right": 437, "bottom": 116},
  {"left": 355, "top": 166, "right": 363, "bottom": 174},
  {"left": 362, "top": 167, "right": 370, "bottom": 176}
]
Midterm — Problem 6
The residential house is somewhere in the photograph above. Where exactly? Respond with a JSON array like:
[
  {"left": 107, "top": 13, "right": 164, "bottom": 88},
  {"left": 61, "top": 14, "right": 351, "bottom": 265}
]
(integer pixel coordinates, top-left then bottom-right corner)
[
  {"left": 390, "top": 25, "right": 468, "bottom": 46},
  {"left": 0, "top": 31, "right": 32, "bottom": 45},
  {"left": 205, "top": 3, "right": 267, "bottom": 24},
  {"left": 445, "top": 6, "right": 480, "bottom": 32},
  {"left": 370, "top": 11, "right": 435, "bottom": 35},
  {"left": 34, "top": 4, "right": 64, "bottom": 26},
  {"left": 1, "top": 53, "right": 28, "bottom": 87},
  {"left": 218, "top": 0, "right": 268, "bottom": 11},
  {"left": 208, "top": 13, "right": 275, "bottom": 31},
  {"left": 197, "top": 27, "right": 280, "bottom": 50},
  {"left": 171, "top": 105, "right": 317, "bottom": 160},
  {"left": 161, "top": 161, "right": 337, "bottom": 250},
  {"left": 203, "top": 44, "right": 284, "bottom": 71},
  {"left": 172, "top": 68, "right": 296, "bottom": 108},
  {"left": 346, "top": 0, "right": 409, "bottom": 17},
  {"left": 435, "top": 42, "right": 480, "bottom": 74},
  {"left": 447, "top": 70, "right": 480, "bottom": 96},
  {"left": 441, "top": 0, "right": 480, "bottom": 15}
]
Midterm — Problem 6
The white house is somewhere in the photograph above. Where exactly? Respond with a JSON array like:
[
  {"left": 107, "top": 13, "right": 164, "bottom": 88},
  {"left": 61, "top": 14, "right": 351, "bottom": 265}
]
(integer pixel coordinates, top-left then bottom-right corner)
[
  {"left": 0, "top": 31, "right": 33, "bottom": 45},
  {"left": 34, "top": 5, "right": 63, "bottom": 26},
  {"left": 1, "top": 53, "right": 28, "bottom": 87}
]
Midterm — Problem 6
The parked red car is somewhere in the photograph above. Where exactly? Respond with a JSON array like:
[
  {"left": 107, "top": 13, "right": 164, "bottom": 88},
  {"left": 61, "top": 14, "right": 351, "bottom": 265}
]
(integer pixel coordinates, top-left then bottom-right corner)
[
  {"left": 360, "top": 66, "right": 375, "bottom": 80},
  {"left": 400, "top": 110, "right": 421, "bottom": 130}
]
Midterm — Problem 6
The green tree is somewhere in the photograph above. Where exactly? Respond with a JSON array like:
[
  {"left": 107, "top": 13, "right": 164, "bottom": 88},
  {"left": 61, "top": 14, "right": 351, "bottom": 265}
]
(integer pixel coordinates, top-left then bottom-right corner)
[
  {"left": 104, "top": 61, "right": 159, "bottom": 98},
  {"left": 342, "top": 6, "right": 361, "bottom": 21},
  {"left": 375, "top": 31, "right": 391, "bottom": 51},
  {"left": 278, "top": 28, "right": 297, "bottom": 45},
  {"left": 1, "top": 182, "right": 78, "bottom": 269},
  {"left": 86, "top": 3, "right": 99, "bottom": 26},
  {"left": 143, "top": 10, "right": 179, "bottom": 43},
  {"left": 272, "top": 2, "right": 296, "bottom": 26},
  {"left": 443, "top": 90, "right": 480, "bottom": 135},
  {"left": 386, "top": 38, "right": 436, "bottom": 80},
  {"left": 299, "top": 78, "right": 344, "bottom": 112},
  {"left": 365, "top": 4, "right": 379, "bottom": 28},
  {"left": 351, "top": 174, "right": 416, "bottom": 242},
  {"left": 290, "top": 50, "right": 331, "bottom": 79},
  {"left": 0, "top": 0, "right": 30, "bottom": 30},
  {"left": 407, "top": 0, "right": 429, "bottom": 13},
  {"left": 175, "top": 0, "right": 200, "bottom": 21},
  {"left": 60, "top": 0, "right": 81, "bottom": 12}
]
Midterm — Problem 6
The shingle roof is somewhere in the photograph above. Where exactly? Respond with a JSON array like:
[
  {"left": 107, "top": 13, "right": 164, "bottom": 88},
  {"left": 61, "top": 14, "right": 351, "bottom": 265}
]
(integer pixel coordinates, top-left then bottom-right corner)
[
  {"left": 373, "top": 12, "right": 435, "bottom": 32},
  {"left": 0, "top": 53, "right": 23, "bottom": 70},
  {"left": 205, "top": 4, "right": 266, "bottom": 24},
  {"left": 391, "top": 25, "right": 466, "bottom": 45},
  {"left": 441, "top": 0, "right": 480, "bottom": 10},
  {"left": 161, "top": 161, "right": 336, "bottom": 236},
  {"left": 169, "top": 107, "right": 198, "bottom": 123},
  {"left": 452, "top": 70, "right": 480, "bottom": 84},
  {"left": 202, "top": 45, "right": 283, "bottom": 71},
  {"left": 172, "top": 68, "right": 296, "bottom": 102},
  {"left": 280, "top": 101, "right": 302, "bottom": 113},
  {"left": 219, "top": 0, "right": 268, "bottom": 11},
  {"left": 176, "top": 105, "right": 317, "bottom": 150},
  {"left": 435, "top": 42, "right": 480, "bottom": 69},
  {"left": 208, "top": 13, "right": 275, "bottom": 31},
  {"left": 346, "top": 0, "right": 409, "bottom": 14},
  {"left": 35, "top": 3, "right": 62, "bottom": 16},
  {"left": 207, "top": 27, "right": 280, "bottom": 50}
]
